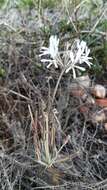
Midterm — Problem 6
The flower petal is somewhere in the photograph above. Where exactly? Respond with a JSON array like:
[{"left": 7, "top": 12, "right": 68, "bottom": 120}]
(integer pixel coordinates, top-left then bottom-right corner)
[
  {"left": 74, "top": 65, "right": 86, "bottom": 71},
  {"left": 72, "top": 67, "right": 76, "bottom": 78},
  {"left": 41, "top": 59, "right": 52, "bottom": 62}
]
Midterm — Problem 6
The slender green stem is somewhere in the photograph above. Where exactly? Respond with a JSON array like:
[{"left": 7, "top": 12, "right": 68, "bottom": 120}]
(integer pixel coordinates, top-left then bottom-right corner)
[
  {"left": 52, "top": 68, "right": 65, "bottom": 104},
  {"left": 45, "top": 113, "right": 50, "bottom": 164}
]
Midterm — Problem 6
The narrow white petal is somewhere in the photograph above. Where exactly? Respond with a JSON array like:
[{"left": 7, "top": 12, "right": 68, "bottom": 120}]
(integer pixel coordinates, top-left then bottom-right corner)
[
  {"left": 74, "top": 65, "right": 86, "bottom": 71},
  {"left": 41, "top": 59, "right": 52, "bottom": 62},
  {"left": 39, "top": 48, "right": 50, "bottom": 57},
  {"left": 53, "top": 61, "right": 58, "bottom": 68},
  {"left": 72, "top": 68, "right": 76, "bottom": 78},
  {"left": 85, "top": 47, "right": 90, "bottom": 56},
  {"left": 47, "top": 62, "right": 53, "bottom": 68},
  {"left": 41, "top": 47, "right": 49, "bottom": 50},
  {"left": 75, "top": 39, "right": 80, "bottom": 49},
  {"left": 84, "top": 61, "right": 93, "bottom": 67},
  {"left": 65, "top": 65, "right": 72, "bottom": 73},
  {"left": 49, "top": 35, "right": 59, "bottom": 59},
  {"left": 87, "top": 57, "right": 93, "bottom": 60},
  {"left": 70, "top": 51, "right": 74, "bottom": 63},
  {"left": 39, "top": 52, "right": 49, "bottom": 56},
  {"left": 75, "top": 50, "right": 81, "bottom": 63},
  {"left": 81, "top": 41, "right": 86, "bottom": 51}
]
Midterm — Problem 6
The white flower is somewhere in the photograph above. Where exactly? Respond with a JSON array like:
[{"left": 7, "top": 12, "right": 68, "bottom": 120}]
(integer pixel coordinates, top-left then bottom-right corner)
[
  {"left": 73, "top": 39, "right": 93, "bottom": 66},
  {"left": 65, "top": 39, "right": 93, "bottom": 78},
  {"left": 39, "top": 35, "right": 59, "bottom": 68},
  {"left": 65, "top": 51, "right": 86, "bottom": 78},
  {"left": 39, "top": 36, "right": 93, "bottom": 79}
]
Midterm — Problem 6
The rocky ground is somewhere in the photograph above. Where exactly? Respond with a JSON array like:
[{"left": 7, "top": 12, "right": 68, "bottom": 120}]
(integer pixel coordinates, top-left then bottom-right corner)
[{"left": 0, "top": 1, "right": 107, "bottom": 189}]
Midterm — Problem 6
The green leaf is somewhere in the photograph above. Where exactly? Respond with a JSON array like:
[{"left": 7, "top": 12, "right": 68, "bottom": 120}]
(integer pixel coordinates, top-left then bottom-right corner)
[{"left": 0, "top": 67, "right": 5, "bottom": 77}]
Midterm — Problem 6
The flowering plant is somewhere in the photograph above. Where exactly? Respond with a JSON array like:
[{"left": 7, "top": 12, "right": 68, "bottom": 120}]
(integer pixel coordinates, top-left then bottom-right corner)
[
  {"left": 40, "top": 35, "right": 59, "bottom": 68},
  {"left": 39, "top": 35, "right": 93, "bottom": 78}
]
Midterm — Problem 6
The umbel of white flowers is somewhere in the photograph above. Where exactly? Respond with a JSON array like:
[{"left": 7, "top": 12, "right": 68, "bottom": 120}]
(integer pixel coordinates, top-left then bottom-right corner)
[{"left": 39, "top": 35, "right": 93, "bottom": 78}]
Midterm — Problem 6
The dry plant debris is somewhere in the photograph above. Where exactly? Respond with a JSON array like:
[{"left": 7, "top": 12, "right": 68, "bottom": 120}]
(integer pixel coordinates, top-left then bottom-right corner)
[
  {"left": 28, "top": 103, "right": 79, "bottom": 167},
  {"left": 0, "top": 0, "right": 107, "bottom": 189},
  {"left": 92, "top": 108, "right": 107, "bottom": 123}
]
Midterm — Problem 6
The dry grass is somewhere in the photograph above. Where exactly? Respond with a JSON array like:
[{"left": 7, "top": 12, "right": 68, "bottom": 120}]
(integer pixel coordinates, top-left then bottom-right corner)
[{"left": 0, "top": 0, "right": 107, "bottom": 189}]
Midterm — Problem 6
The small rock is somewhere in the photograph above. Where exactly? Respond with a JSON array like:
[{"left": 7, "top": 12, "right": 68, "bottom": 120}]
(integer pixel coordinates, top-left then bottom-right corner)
[
  {"left": 92, "top": 108, "right": 107, "bottom": 123},
  {"left": 74, "top": 75, "right": 91, "bottom": 88},
  {"left": 91, "top": 84, "right": 106, "bottom": 98},
  {"left": 104, "top": 123, "right": 107, "bottom": 131}
]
